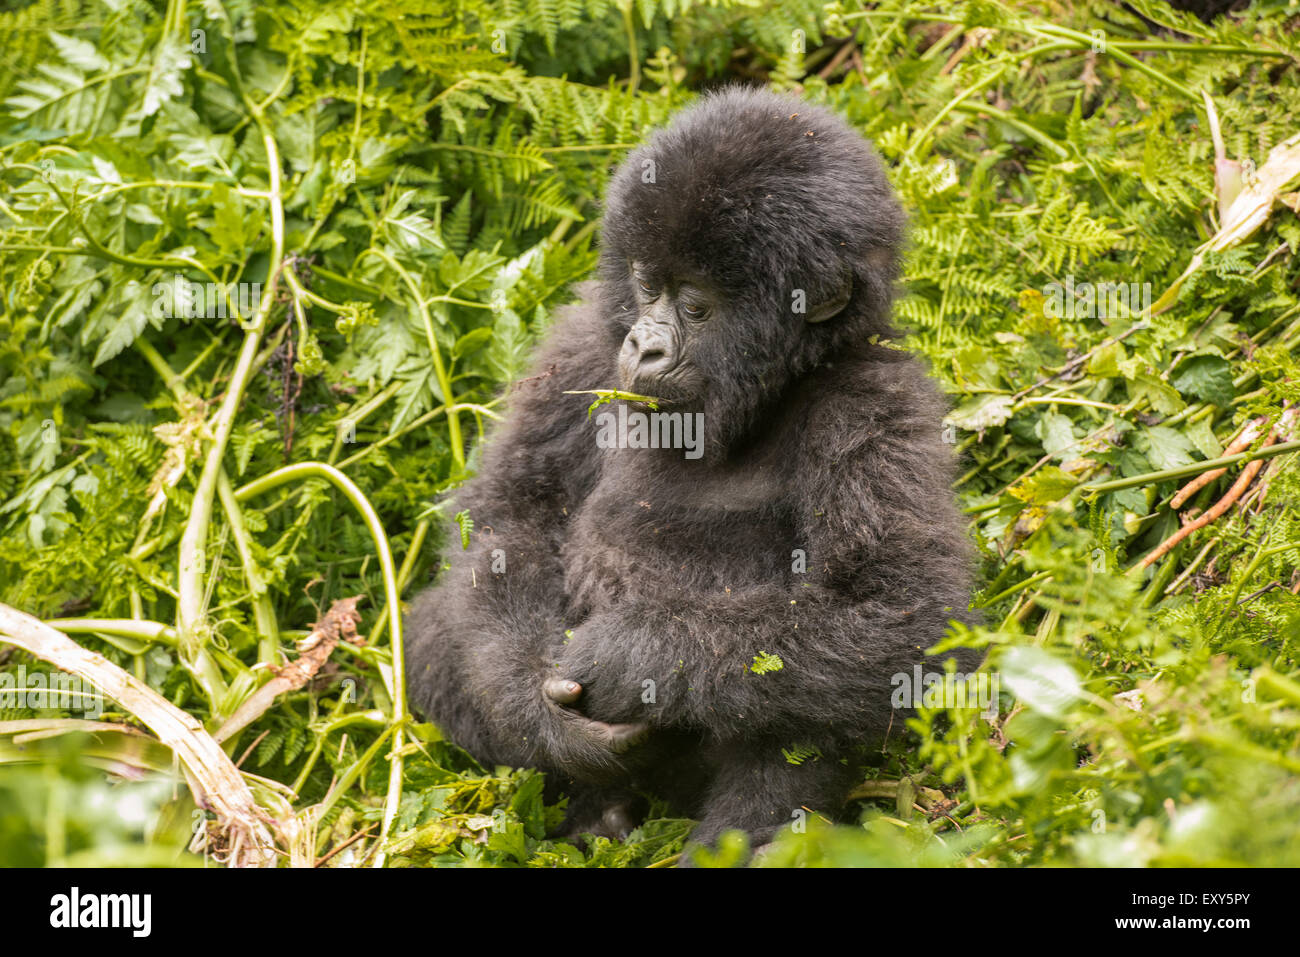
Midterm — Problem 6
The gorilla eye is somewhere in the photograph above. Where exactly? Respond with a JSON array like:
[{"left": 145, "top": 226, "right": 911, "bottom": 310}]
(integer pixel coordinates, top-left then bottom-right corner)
[
  {"left": 680, "top": 300, "right": 708, "bottom": 320},
  {"left": 630, "top": 262, "right": 658, "bottom": 297}
]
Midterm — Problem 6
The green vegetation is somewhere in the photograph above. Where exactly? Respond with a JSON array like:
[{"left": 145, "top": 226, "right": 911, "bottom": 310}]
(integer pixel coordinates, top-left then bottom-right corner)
[{"left": 1, "top": 0, "right": 1299, "bottom": 866}]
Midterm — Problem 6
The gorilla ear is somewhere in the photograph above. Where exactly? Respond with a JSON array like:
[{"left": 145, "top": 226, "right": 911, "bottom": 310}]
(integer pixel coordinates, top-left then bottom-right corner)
[{"left": 804, "top": 271, "right": 853, "bottom": 324}]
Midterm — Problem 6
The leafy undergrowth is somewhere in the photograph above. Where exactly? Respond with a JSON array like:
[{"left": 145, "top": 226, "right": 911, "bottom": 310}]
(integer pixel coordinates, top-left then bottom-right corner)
[{"left": 1, "top": 0, "right": 1299, "bottom": 866}]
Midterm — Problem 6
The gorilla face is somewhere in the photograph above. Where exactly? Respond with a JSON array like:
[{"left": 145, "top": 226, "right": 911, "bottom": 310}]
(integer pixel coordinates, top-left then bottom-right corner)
[
  {"left": 616, "top": 257, "right": 855, "bottom": 412},
  {"left": 597, "top": 87, "right": 904, "bottom": 455},
  {"left": 616, "top": 260, "right": 712, "bottom": 403}
]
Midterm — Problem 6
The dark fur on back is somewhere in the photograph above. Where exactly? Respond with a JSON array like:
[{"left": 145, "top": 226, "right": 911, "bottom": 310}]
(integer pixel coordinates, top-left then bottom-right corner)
[{"left": 405, "top": 86, "right": 976, "bottom": 850}]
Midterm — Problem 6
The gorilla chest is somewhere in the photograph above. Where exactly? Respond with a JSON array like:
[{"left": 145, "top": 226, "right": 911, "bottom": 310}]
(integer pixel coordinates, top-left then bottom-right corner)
[{"left": 562, "top": 448, "right": 796, "bottom": 609}]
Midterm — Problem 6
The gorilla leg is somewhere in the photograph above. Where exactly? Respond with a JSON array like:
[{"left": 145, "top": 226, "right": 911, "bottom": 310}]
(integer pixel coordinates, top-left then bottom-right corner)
[
  {"left": 686, "top": 740, "right": 860, "bottom": 852},
  {"left": 549, "top": 782, "right": 648, "bottom": 841},
  {"left": 407, "top": 533, "right": 655, "bottom": 782},
  {"left": 404, "top": 584, "right": 532, "bottom": 766},
  {"left": 546, "top": 729, "right": 711, "bottom": 840}
]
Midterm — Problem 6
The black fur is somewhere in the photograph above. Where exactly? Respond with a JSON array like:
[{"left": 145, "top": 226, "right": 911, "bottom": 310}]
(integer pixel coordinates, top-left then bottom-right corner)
[{"left": 405, "top": 87, "right": 976, "bottom": 852}]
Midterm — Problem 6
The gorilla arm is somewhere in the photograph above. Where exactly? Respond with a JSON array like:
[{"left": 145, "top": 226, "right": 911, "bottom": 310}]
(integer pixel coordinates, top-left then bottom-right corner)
[
  {"left": 547, "top": 363, "right": 973, "bottom": 743},
  {"left": 405, "top": 298, "right": 647, "bottom": 775},
  {"left": 549, "top": 567, "right": 966, "bottom": 743}
]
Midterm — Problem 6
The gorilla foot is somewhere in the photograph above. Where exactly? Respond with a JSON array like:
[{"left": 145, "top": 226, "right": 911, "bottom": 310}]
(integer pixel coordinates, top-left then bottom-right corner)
[{"left": 555, "top": 791, "right": 648, "bottom": 842}]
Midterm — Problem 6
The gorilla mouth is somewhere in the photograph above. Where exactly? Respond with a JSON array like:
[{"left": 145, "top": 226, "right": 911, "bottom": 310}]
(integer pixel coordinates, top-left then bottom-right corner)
[
  {"left": 618, "top": 361, "right": 695, "bottom": 404},
  {"left": 620, "top": 373, "right": 701, "bottom": 408}
]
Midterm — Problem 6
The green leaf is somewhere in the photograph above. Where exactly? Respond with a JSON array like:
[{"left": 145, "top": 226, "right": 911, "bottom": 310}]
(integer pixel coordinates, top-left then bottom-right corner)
[
  {"left": 1086, "top": 340, "right": 1126, "bottom": 378},
  {"left": 48, "top": 31, "right": 110, "bottom": 72},
  {"left": 1008, "top": 466, "right": 1077, "bottom": 505},
  {"left": 352, "top": 315, "right": 415, "bottom": 383},
  {"left": 1129, "top": 374, "right": 1185, "bottom": 416},
  {"left": 211, "top": 183, "right": 251, "bottom": 260},
  {"left": 440, "top": 248, "right": 504, "bottom": 294},
  {"left": 91, "top": 280, "right": 153, "bottom": 367},
  {"left": 454, "top": 509, "right": 473, "bottom": 549},
  {"left": 1141, "top": 425, "right": 1197, "bottom": 470},
  {"left": 1172, "top": 355, "right": 1234, "bottom": 407},
  {"left": 1184, "top": 418, "right": 1224, "bottom": 459},
  {"left": 999, "top": 647, "right": 1081, "bottom": 720},
  {"left": 384, "top": 189, "right": 444, "bottom": 253},
  {"left": 452, "top": 327, "right": 493, "bottom": 360},
  {"left": 140, "top": 41, "right": 190, "bottom": 117},
  {"left": 1035, "top": 412, "right": 1076, "bottom": 460},
  {"left": 486, "top": 307, "right": 532, "bottom": 383},
  {"left": 389, "top": 365, "right": 437, "bottom": 435},
  {"left": 945, "top": 393, "right": 1013, "bottom": 432}
]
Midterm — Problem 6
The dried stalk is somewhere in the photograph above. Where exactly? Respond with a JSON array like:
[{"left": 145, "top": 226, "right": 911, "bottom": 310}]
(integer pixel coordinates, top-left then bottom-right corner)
[
  {"left": 0, "top": 602, "right": 281, "bottom": 867},
  {"left": 215, "top": 597, "right": 362, "bottom": 744}
]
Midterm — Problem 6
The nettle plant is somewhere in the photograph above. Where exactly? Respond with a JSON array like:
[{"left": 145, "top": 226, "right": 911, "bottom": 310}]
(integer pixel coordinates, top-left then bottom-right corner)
[{"left": 0, "top": 0, "right": 1298, "bottom": 866}]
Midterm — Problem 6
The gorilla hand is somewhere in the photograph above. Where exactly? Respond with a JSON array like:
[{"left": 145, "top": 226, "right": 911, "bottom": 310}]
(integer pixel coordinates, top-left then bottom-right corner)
[{"left": 543, "top": 677, "right": 648, "bottom": 755}]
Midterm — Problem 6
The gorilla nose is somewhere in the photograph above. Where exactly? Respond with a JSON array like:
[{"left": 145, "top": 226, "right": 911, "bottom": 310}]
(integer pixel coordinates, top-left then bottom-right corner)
[
  {"left": 622, "top": 331, "right": 674, "bottom": 378},
  {"left": 637, "top": 346, "right": 668, "bottom": 370}
]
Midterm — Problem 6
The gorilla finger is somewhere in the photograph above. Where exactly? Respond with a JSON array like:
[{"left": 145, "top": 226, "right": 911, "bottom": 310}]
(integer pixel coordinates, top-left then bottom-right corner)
[
  {"left": 586, "top": 720, "right": 649, "bottom": 754},
  {"left": 544, "top": 677, "right": 583, "bottom": 705}
]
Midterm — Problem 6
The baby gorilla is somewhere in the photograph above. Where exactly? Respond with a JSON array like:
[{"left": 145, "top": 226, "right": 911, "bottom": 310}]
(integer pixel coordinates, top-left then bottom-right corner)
[{"left": 406, "top": 86, "right": 975, "bottom": 852}]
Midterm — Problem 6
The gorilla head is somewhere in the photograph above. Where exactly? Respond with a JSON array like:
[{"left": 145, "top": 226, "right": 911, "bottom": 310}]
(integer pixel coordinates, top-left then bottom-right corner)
[{"left": 598, "top": 86, "right": 905, "bottom": 453}]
